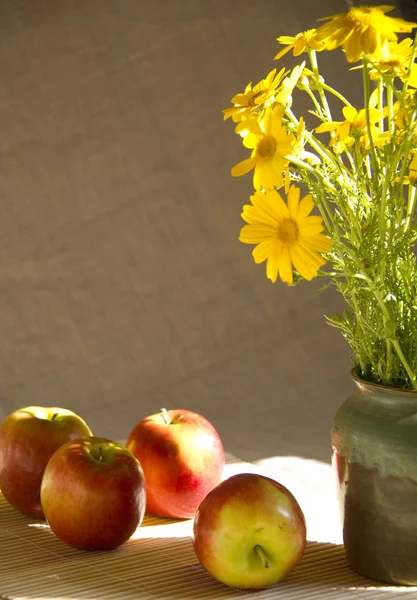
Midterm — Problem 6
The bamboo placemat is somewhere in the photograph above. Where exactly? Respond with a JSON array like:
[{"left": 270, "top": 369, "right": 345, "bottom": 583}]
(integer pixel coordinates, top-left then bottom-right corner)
[{"left": 0, "top": 453, "right": 416, "bottom": 600}]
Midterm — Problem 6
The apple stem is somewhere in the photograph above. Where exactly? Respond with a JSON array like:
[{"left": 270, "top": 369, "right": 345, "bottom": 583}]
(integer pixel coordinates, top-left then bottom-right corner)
[
  {"left": 51, "top": 413, "right": 58, "bottom": 421},
  {"left": 254, "top": 545, "right": 271, "bottom": 569},
  {"left": 160, "top": 408, "right": 170, "bottom": 425},
  {"left": 98, "top": 444, "right": 103, "bottom": 462}
]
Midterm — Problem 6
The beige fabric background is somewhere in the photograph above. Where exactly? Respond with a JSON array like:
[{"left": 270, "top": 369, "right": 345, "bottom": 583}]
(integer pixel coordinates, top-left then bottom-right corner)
[{"left": 0, "top": 0, "right": 396, "bottom": 462}]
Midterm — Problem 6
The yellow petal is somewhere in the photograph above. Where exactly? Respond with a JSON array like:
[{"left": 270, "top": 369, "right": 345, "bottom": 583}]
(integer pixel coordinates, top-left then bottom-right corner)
[
  {"left": 223, "top": 107, "right": 238, "bottom": 120},
  {"left": 344, "top": 33, "right": 364, "bottom": 63},
  {"left": 231, "top": 93, "right": 249, "bottom": 106},
  {"left": 243, "top": 133, "right": 260, "bottom": 149},
  {"left": 236, "top": 119, "right": 262, "bottom": 137},
  {"left": 298, "top": 218, "right": 324, "bottom": 235},
  {"left": 266, "top": 253, "right": 280, "bottom": 283},
  {"left": 263, "top": 68, "right": 277, "bottom": 86},
  {"left": 337, "top": 121, "right": 351, "bottom": 141},
  {"left": 252, "top": 239, "right": 279, "bottom": 264},
  {"left": 369, "top": 88, "right": 379, "bottom": 109},
  {"left": 274, "top": 45, "right": 293, "bottom": 61},
  {"left": 239, "top": 224, "right": 276, "bottom": 244},
  {"left": 362, "top": 27, "right": 379, "bottom": 56},
  {"left": 407, "top": 64, "right": 417, "bottom": 88},
  {"left": 294, "top": 37, "right": 308, "bottom": 56},
  {"left": 315, "top": 20, "right": 351, "bottom": 48},
  {"left": 297, "top": 194, "right": 315, "bottom": 219},
  {"left": 290, "top": 245, "right": 319, "bottom": 280},
  {"left": 316, "top": 121, "right": 342, "bottom": 133},
  {"left": 231, "top": 157, "right": 256, "bottom": 177},
  {"left": 342, "top": 105, "right": 357, "bottom": 122},
  {"left": 254, "top": 160, "right": 284, "bottom": 190},
  {"left": 277, "top": 248, "right": 293, "bottom": 284},
  {"left": 377, "top": 7, "right": 397, "bottom": 15},
  {"left": 284, "top": 165, "right": 290, "bottom": 194},
  {"left": 294, "top": 243, "right": 325, "bottom": 272},
  {"left": 300, "top": 234, "right": 333, "bottom": 253},
  {"left": 241, "top": 205, "right": 277, "bottom": 227},
  {"left": 252, "top": 189, "right": 290, "bottom": 221},
  {"left": 287, "top": 185, "right": 300, "bottom": 218},
  {"left": 276, "top": 35, "right": 297, "bottom": 44},
  {"left": 269, "top": 105, "right": 286, "bottom": 137}
]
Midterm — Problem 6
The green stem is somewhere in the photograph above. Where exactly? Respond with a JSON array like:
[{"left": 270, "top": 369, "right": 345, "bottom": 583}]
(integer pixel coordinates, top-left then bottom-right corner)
[
  {"left": 287, "top": 154, "right": 337, "bottom": 195},
  {"left": 350, "top": 289, "right": 375, "bottom": 371},
  {"left": 254, "top": 545, "right": 271, "bottom": 569},
  {"left": 321, "top": 82, "right": 352, "bottom": 107},
  {"left": 285, "top": 108, "right": 354, "bottom": 182},
  {"left": 354, "top": 273, "right": 417, "bottom": 388},
  {"left": 378, "top": 78, "right": 384, "bottom": 133},
  {"left": 362, "top": 57, "right": 379, "bottom": 179},
  {"left": 405, "top": 185, "right": 417, "bottom": 231},
  {"left": 354, "top": 138, "right": 371, "bottom": 202},
  {"left": 301, "top": 84, "right": 323, "bottom": 115},
  {"left": 286, "top": 154, "right": 335, "bottom": 231},
  {"left": 378, "top": 175, "right": 388, "bottom": 280},
  {"left": 392, "top": 340, "right": 417, "bottom": 389},
  {"left": 387, "top": 85, "right": 393, "bottom": 135},
  {"left": 308, "top": 49, "right": 332, "bottom": 120}
]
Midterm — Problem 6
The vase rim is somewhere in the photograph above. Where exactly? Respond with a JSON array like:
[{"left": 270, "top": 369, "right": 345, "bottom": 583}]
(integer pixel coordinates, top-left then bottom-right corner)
[{"left": 350, "top": 367, "right": 417, "bottom": 396}]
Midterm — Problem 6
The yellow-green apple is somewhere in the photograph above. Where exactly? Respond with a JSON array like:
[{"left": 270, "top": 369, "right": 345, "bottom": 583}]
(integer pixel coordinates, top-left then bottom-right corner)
[
  {"left": 126, "top": 408, "right": 224, "bottom": 518},
  {"left": 192, "top": 473, "right": 306, "bottom": 589},
  {"left": 0, "top": 406, "right": 92, "bottom": 518},
  {"left": 41, "top": 436, "right": 146, "bottom": 550}
]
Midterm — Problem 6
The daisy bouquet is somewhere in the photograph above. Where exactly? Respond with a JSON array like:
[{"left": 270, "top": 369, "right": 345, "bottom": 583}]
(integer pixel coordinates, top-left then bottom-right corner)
[{"left": 224, "top": 5, "right": 417, "bottom": 389}]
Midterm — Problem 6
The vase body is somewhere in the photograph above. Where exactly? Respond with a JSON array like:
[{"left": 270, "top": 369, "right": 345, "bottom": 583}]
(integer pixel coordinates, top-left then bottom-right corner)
[{"left": 332, "top": 372, "right": 417, "bottom": 585}]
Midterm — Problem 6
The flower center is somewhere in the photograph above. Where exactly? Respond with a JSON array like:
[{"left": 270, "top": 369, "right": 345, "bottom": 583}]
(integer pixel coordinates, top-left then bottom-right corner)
[
  {"left": 277, "top": 218, "right": 299, "bottom": 245},
  {"left": 257, "top": 135, "right": 277, "bottom": 159},
  {"left": 348, "top": 7, "right": 381, "bottom": 29},
  {"left": 301, "top": 30, "right": 316, "bottom": 43},
  {"left": 247, "top": 92, "right": 257, "bottom": 107}
]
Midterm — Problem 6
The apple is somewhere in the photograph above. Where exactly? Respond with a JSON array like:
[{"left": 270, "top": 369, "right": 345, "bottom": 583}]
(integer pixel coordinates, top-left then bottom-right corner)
[
  {"left": 192, "top": 472, "right": 306, "bottom": 589},
  {"left": 126, "top": 408, "right": 224, "bottom": 518},
  {"left": 41, "top": 436, "right": 146, "bottom": 550},
  {"left": 0, "top": 406, "right": 92, "bottom": 518}
]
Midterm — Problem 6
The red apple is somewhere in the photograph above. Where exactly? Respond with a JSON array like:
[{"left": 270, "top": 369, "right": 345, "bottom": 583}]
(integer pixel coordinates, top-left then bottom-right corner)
[
  {"left": 192, "top": 473, "right": 306, "bottom": 589},
  {"left": 0, "top": 406, "right": 92, "bottom": 518},
  {"left": 126, "top": 408, "right": 224, "bottom": 518},
  {"left": 41, "top": 436, "right": 146, "bottom": 550}
]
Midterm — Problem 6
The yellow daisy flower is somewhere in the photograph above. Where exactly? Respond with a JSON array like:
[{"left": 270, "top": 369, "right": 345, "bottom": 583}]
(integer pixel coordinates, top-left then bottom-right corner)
[
  {"left": 329, "top": 137, "right": 351, "bottom": 155},
  {"left": 388, "top": 93, "right": 417, "bottom": 141},
  {"left": 315, "top": 5, "right": 417, "bottom": 63},
  {"left": 316, "top": 105, "right": 381, "bottom": 145},
  {"left": 367, "top": 37, "right": 414, "bottom": 80},
  {"left": 406, "top": 63, "right": 417, "bottom": 89},
  {"left": 274, "top": 29, "right": 325, "bottom": 61},
  {"left": 295, "top": 118, "right": 320, "bottom": 163},
  {"left": 222, "top": 68, "right": 287, "bottom": 122},
  {"left": 231, "top": 106, "right": 296, "bottom": 190},
  {"left": 274, "top": 63, "right": 306, "bottom": 108},
  {"left": 394, "top": 151, "right": 417, "bottom": 185},
  {"left": 239, "top": 186, "right": 333, "bottom": 284},
  {"left": 296, "top": 67, "right": 323, "bottom": 91}
]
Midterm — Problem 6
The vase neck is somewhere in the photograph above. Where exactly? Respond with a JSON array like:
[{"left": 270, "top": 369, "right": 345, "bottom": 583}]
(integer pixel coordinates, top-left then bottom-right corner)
[{"left": 353, "top": 378, "right": 417, "bottom": 416}]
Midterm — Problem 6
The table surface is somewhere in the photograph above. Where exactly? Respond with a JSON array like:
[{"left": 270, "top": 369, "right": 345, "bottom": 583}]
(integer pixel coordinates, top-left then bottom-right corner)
[{"left": 1, "top": 452, "right": 417, "bottom": 600}]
